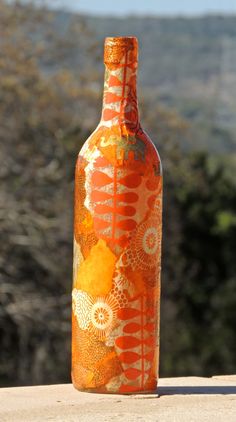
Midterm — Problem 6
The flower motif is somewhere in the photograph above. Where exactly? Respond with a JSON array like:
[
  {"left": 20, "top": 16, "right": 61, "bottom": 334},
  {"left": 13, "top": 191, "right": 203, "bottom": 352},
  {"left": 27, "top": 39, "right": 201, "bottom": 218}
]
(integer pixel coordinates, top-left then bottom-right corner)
[
  {"left": 72, "top": 288, "right": 119, "bottom": 340},
  {"left": 119, "top": 212, "right": 161, "bottom": 272},
  {"left": 91, "top": 301, "right": 113, "bottom": 330},
  {"left": 142, "top": 227, "right": 158, "bottom": 255}
]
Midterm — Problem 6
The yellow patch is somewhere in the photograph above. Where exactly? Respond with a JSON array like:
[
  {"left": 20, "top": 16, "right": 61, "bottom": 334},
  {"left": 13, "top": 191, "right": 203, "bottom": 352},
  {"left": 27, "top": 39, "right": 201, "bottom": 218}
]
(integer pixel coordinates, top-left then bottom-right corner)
[{"left": 75, "top": 239, "right": 116, "bottom": 296}]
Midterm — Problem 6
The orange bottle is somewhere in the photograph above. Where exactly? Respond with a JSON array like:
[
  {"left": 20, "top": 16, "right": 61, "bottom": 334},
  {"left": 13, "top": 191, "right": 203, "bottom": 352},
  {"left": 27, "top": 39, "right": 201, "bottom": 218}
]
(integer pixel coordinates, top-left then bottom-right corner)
[{"left": 72, "top": 36, "right": 162, "bottom": 393}]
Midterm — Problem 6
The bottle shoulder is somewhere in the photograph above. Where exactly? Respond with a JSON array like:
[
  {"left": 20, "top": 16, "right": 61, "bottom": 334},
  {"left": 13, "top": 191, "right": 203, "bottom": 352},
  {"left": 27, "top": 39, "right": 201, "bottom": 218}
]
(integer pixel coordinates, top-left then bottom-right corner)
[{"left": 77, "top": 124, "right": 161, "bottom": 172}]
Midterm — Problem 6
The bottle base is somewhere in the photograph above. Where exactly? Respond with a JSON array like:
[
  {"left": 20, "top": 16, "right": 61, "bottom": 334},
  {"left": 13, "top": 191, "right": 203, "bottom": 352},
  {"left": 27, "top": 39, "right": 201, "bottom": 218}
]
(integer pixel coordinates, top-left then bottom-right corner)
[{"left": 72, "top": 381, "right": 158, "bottom": 395}]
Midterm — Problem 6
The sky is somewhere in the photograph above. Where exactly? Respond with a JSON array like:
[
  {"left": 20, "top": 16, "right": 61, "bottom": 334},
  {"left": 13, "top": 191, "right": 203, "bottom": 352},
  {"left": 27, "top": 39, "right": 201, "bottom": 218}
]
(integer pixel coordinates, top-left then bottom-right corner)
[{"left": 51, "top": 0, "right": 236, "bottom": 16}]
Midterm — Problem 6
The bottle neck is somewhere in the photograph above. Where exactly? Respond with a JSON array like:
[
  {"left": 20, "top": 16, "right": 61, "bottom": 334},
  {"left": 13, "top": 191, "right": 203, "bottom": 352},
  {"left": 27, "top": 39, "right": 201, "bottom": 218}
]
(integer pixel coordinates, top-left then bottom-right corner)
[{"left": 100, "top": 56, "right": 140, "bottom": 133}]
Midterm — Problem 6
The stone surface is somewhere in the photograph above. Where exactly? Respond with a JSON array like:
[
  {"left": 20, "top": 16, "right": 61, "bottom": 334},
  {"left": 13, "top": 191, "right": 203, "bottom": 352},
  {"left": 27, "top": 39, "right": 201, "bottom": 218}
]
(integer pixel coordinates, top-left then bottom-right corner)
[{"left": 0, "top": 376, "right": 235, "bottom": 422}]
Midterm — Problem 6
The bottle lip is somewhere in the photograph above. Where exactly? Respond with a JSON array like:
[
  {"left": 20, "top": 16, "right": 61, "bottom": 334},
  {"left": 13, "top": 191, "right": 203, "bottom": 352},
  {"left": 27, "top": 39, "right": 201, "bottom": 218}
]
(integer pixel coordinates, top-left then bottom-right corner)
[{"left": 104, "top": 36, "right": 138, "bottom": 64}]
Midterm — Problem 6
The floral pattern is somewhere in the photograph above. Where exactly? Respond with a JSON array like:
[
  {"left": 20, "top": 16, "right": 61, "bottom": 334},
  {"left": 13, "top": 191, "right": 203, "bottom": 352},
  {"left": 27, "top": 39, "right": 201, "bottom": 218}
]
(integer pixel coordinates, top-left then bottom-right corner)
[
  {"left": 72, "top": 288, "right": 119, "bottom": 340},
  {"left": 72, "top": 37, "right": 162, "bottom": 393}
]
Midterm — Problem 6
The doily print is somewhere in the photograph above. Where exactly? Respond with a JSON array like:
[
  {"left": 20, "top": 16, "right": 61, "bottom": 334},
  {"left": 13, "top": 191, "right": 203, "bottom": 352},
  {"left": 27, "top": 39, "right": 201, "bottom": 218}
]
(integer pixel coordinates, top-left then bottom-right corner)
[
  {"left": 142, "top": 227, "right": 158, "bottom": 255},
  {"left": 91, "top": 300, "right": 113, "bottom": 331},
  {"left": 73, "top": 237, "right": 84, "bottom": 288},
  {"left": 72, "top": 37, "right": 163, "bottom": 392},
  {"left": 119, "top": 211, "right": 162, "bottom": 272},
  {"left": 72, "top": 289, "right": 92, "bottom": 330},
  {"left": 110, "top": 269, "right": 136, "bottom": 306},
  {"left": 72, "top": 288, "right": 119, "bottom": 340}
]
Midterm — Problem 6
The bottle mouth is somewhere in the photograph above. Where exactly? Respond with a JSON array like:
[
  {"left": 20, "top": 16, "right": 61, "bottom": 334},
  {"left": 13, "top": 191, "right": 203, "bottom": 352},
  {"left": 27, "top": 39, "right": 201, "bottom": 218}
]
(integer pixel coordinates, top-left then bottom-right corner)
[{"left": 104, "top": 36, "right": 138, "bottom": 64}]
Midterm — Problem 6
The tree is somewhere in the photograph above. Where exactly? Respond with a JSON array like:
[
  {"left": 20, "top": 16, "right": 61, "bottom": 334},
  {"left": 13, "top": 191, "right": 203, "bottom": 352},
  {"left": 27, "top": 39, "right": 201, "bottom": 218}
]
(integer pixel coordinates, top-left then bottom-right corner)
[
  {"left": 0, "top": 0, "right": 97, "bottom": 385},
  {"left": 161, "top": 151, "right": 236, "bottom": 376}
]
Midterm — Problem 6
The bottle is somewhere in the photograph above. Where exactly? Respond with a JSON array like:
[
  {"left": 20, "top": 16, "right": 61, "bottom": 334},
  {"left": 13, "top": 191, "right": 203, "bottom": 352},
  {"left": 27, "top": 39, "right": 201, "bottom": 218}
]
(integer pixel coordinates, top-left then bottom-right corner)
[{"left": 72, "top": 36, "right": 162, "bottom": 394}]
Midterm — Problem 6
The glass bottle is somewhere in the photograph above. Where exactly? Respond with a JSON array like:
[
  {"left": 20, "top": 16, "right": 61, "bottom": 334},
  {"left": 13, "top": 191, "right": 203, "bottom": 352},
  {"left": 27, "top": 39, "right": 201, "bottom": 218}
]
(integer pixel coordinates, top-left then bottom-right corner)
[{"left": 72, "top": 36, "right": 162, "bottom": 393}]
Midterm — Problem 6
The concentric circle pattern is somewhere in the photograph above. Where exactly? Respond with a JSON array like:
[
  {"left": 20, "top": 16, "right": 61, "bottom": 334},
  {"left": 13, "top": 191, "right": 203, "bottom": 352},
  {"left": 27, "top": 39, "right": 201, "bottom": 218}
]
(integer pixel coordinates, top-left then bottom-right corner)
[{"left": 72, "top": 38, "right": 162, "bottom": 394}]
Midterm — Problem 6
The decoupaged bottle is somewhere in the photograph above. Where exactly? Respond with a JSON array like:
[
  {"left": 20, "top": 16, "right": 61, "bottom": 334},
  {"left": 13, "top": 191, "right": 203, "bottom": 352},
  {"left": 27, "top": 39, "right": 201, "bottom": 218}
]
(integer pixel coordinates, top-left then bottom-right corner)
[{"left": 72, "top": 37, "right": 162, "bottom": 393}]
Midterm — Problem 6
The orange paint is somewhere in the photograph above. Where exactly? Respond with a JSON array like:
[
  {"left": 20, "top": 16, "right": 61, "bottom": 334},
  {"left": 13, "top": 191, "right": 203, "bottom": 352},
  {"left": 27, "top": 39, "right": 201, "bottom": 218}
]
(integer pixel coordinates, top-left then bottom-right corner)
[
  {"left": 72, "top": 37, "right": 162, "bottom": 394},
  {"left": 76, "top": 239, "right": 116, "bottom": 296}
]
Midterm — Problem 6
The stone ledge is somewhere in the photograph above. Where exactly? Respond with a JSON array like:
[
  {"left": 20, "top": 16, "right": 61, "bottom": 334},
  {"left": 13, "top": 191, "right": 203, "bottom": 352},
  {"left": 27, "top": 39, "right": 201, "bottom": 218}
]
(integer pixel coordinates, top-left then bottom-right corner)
[{"left": 0, "top": 376, "right": 235, "bottom": 422}]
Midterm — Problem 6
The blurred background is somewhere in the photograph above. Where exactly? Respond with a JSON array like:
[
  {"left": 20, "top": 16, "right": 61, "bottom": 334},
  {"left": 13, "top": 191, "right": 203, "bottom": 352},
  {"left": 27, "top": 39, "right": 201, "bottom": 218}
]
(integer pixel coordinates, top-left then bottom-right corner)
[{"left": 0, "top": 0, "right": 236, "bottom": 387}]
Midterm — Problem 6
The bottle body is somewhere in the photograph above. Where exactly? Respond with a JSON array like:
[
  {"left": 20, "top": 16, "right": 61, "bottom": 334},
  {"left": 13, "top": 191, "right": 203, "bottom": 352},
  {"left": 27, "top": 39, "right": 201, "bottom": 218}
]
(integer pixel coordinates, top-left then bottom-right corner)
[{"left": 72, "top": 37, "right": 162, "bottom": 393}]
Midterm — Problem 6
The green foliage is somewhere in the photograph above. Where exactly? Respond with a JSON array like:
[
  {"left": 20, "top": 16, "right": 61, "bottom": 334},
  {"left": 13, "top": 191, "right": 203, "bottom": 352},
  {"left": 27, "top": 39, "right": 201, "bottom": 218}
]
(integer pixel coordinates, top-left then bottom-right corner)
[
  {"left": 161, "top": 152, "right": 236, "bottom": 376},
  {"left": 84, "top": 13, "right": 236, "bottom": 154}
]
